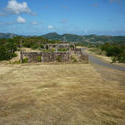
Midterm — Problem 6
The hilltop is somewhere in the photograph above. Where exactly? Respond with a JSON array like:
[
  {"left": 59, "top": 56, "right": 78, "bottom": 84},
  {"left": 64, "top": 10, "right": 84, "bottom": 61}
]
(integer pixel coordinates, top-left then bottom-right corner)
[
  {"left": 42, "top": 32, "right": 125, "bottom": 44},
  {"left": 0, "top": 32, "right": 125, "bottom": 44},
  {"left": 0, "top": 33, "right": 17, "bottom": 39}
]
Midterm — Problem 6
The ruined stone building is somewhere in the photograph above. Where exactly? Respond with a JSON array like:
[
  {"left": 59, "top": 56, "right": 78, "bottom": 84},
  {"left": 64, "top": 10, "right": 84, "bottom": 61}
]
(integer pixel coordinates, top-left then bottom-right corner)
[{"left": 20, "top": 42, "right": 88, "bottom": 63}]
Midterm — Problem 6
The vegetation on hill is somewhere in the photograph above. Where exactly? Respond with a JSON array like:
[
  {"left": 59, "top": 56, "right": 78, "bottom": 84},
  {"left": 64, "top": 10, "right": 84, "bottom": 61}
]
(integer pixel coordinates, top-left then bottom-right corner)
[
  {"left": 0, "top": 36, "right": 60, "bottom": 61},
  {"left": 0, "top": 38, "right": 17, "bottom": 61},
  {"left": 100, "top": 43, "right": 125, "bottom": 63},
  {"left": 1, "top": 32, "right": 125, "bottom": 44},
  {"left": 42, "top": 32, "right": 125, "bottom": 44},
  {"left": 89, "top": 43, "right": 125, "bottom": 63},
  {"left": 0, "top": 32, "right": 125, "bottom": 63}
]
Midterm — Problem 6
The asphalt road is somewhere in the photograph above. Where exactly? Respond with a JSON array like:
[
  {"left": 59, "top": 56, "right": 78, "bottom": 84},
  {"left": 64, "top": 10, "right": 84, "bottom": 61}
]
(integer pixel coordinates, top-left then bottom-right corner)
[{"left": 81, "top": 48, "right": 125, "bottom": 72}]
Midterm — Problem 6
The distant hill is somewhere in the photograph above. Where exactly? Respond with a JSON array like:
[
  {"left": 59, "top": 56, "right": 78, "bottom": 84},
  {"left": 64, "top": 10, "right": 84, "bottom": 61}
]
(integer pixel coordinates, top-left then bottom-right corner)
[
  {"left": 42, "top": 32, "right": 62, "bottom": 40},
  {"left": 0, "top": 33, "right": 17, "bottom": 39},
  {"left": 42, "top": 32, "right": 83, "bottom": 42},
  {"left": 42, "top": 32, "right": 125, "bottom": 44},
  {"left": 0, "top": 32, "right": 125, "bottom": 44}
]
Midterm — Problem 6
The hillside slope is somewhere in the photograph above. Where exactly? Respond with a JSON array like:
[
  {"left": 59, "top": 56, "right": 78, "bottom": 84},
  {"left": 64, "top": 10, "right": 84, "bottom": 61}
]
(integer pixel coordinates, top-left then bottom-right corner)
[
  {"left": 42, "top": 32, "right": 125, "bottom": 44},
  {"left": 0, "top": 32, "right": 125, "bottom": 44},
  {"left": 0, "top": 33, "right": 17, "bottom": 39}
]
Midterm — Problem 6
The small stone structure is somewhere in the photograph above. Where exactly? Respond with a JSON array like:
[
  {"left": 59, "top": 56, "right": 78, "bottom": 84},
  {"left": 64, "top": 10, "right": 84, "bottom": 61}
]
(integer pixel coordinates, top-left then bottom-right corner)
[
  {"left": 43, "top": 43, "right": 76, "bottom": 51},
  {"left": 74, "top": 48, "right": 89, "bottom": 63},
  {"left": 21, "top": 51, "right": 70, "bottom": 63},
  {"left": 20, "top": 42, "right": 88, "bottom": 63}
]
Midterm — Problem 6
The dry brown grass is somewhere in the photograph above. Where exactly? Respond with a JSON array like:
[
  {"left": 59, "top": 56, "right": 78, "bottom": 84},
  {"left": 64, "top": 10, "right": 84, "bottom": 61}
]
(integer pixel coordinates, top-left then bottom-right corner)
[
  {"left": 85, "top": 48, "right": 112, "bottom": 62},
  {"left": 0, "top": 63, "right": 125, "bottom": 125}
]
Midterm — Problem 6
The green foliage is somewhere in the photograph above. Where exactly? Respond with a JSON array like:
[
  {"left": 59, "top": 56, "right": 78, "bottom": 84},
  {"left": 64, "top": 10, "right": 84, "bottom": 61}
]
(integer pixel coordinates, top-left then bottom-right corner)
[
  {"left": 100, "top": 43, "right": 125, "bottom": 63},
  {"left": 0, "top": 36, "right": 61, "bottom": 61},
  {"left": 56, "top": 56, "right": 62, "bottom": 62},
  {"left": 42, "top": 32, "right": 125, "bottom": 44},
  {"left": 58, "top": 48, "right": 68, "bottom": 52},
  {"left": 31, "top": 44, "right": 39, "bottom": 50},
  {"left": 1, "top": 32, "right": 125, "bottom": 44},
  {"left": 42, "top": 49, "right": 55, "bottom": 52},
  {"left": 23, "top": 58, "right": 28, "bottom": 63},
  {"left": 71, "top": 56, "right": 77, "bottom": 62},
  {"left": 10, "top": 60, "right": 20, "bottom": 64},
  {"left": 0, "top": 38, "right": 17, "bottom": 61},
  {"left": 40, "top": 44, "right": 44, "bottom": 49},
  {"left": 37, "top": 56, "right": 41, "bottom": 62},
  {"left": 13, "top": 36, "right": 60, "bottom": 50}
]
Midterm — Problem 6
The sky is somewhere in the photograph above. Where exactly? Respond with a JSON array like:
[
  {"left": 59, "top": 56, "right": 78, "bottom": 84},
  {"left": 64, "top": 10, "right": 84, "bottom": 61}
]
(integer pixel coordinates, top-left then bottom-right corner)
[{"left": 0, "top": 0, "right": 125, "bottom": 36}]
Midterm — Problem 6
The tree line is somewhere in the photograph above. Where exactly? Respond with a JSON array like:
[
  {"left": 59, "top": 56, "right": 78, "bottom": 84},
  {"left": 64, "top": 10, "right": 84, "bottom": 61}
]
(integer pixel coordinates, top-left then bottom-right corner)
[
  {"left": 0, "top": 36, "right": 60, "bottom": 61},
  {"left": 100, "top": 43, "right": 125, "bottom": 63}
]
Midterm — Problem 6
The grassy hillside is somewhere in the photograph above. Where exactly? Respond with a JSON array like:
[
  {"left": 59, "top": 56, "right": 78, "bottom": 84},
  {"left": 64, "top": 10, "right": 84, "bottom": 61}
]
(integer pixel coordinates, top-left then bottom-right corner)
[
  {"left": 42, "top": 32, "right": 125, "bottom": 44},
  {"left": 1, "top": 32, "right": 125, "bottom": 44}
]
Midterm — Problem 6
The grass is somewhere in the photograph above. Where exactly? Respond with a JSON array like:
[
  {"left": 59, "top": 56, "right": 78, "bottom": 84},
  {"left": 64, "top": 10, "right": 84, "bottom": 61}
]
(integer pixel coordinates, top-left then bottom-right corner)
[{"left": 0, "top": 63, "right": 125, "bottom": 125}]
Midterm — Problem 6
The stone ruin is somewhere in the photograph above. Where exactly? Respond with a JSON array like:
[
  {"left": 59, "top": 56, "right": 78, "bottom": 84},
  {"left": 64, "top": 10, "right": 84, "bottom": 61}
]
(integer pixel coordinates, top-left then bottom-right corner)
[
  {"left": 21, "top": 51, "right": 70, "bottom": 63},
  {"left": 75, "top": 48, "right": 89, "bottom": 63},
  {"left": 20, "top": 43, "right": 89, "bottom": 63},
  {"left": 43, "top": 43, "right": 75, "bottom": 51}
]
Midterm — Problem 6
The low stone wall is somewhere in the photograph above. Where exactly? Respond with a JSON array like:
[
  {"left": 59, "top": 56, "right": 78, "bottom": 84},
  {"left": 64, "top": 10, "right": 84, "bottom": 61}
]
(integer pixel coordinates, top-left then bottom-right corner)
[
  {"left": 20, "top": 48, "right": 89, "bottom": 63},
  {"left": 75, "top": 48, "right": 89, "bottom": 63},
  {"left": 43, "top": 43, "right": 76, "bottom": 51},
  {"left": 75, "top": 48, "right": 82, "bottom": 55},
  {"left": 80, "top": 54, "right": 89, "bottom": 63},
  {"left": 21, "top": 52, "right": 70, "bottom": 63}
]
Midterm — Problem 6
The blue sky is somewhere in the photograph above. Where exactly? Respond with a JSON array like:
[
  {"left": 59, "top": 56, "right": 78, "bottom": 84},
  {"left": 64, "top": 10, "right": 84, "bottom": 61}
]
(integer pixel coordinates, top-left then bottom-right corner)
[{"left": 0, "top": 0, "right": 125, "bottom": 35}]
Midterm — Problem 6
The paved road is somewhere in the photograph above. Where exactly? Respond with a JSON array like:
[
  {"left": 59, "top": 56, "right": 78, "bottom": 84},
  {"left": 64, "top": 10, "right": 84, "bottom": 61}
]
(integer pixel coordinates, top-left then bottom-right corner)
[{"left": 81, "top": 48, "right": 125, "bottom": 72}]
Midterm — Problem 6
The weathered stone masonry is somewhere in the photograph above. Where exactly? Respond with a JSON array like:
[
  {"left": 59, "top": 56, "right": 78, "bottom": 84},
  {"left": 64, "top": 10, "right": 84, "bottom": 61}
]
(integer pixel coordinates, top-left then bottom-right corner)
[
  {"left": 21, "top": 51, "right": 70, "bottom": 63},
  {"left": 20, "top": 42, "right": 88, "bottom": 63}
]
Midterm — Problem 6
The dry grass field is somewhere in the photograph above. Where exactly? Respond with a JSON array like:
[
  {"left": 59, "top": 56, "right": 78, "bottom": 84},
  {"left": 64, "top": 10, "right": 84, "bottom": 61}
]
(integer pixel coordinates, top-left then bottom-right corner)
[{"left": 0, "top": 63, "right": 125, "bottom": 125}]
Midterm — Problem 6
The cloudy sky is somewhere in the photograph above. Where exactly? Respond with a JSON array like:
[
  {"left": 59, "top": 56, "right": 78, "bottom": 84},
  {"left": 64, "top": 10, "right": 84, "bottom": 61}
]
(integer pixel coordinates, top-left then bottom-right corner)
[{"left": 0, "top": 0, "right": 125, "bottom": 35}]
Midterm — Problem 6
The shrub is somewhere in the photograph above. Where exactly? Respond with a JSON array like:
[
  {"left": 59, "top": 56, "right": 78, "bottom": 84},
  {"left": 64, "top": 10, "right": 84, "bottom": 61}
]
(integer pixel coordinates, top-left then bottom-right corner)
[
  {"left": 37, "top": 56, "right": 41, "bottom": 62},
  {"left": 71, "top": 56, "right": 77, "bottom": 62},
  {"left": 10, "top": 60, "right": 20, "bottom": 64},
  {"left": 0, "top": 39, "right": 17, "bottom": 61},
  {"left": 100, "top": 43, "right": 125, "bottom": 63},
  {"left": 23, "top": 58, "right": 28, "bottom": 63},
  {"left": 56, "top": 56, "right": 62, "bottom": 62},
  {"left": 58, "top": 48, "right": 68, "bottom": 52}
]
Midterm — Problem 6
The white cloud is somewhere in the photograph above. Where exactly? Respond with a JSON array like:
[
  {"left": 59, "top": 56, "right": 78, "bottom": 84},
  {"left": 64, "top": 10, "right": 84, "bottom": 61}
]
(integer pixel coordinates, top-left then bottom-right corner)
[
  {"left": 17, "top": 16, "right": 26, "bottom": 23},
  {"left": 32, "top": 21, "right": 38, "bottom": 25},
  {"left": 6, "top": 0, "right": 31, "bottom": 14},
  {"left": 48, "top": 25, "right": 54, "bottom": 29}
]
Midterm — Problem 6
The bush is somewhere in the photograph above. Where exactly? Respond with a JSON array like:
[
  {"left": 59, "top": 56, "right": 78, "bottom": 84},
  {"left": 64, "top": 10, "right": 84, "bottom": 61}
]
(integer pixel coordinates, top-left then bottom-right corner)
[
  {"left": 100, "top": 43, "right": 125, "bottom": 63},
  {"left": 56, "top": 56, "right": 62, "bottom": 62},
  {"left": 10, "top": 60, "right": 20, "bottom": 64},
  {"left": 71, "top": 56, "right": 77, "bottom": 62},
  {"left": 58, "top": 48, "right": 68, "bottom": 52},
  {"left": 23, "top": 58, "right": 28, "bottom": 63},
  {"left": 37, "top": 56, "right": 41, "bottom": 62}
]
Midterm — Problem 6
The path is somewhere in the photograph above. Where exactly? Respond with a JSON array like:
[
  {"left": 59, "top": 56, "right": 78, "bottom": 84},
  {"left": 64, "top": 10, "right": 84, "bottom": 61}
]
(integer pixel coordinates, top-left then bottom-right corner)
[{"left": 81, "top": 48, "right": 125, "bottom": 84}]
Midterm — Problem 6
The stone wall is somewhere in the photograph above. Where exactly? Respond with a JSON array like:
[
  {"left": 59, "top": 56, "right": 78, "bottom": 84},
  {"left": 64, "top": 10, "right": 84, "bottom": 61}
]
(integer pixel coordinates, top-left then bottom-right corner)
[
  {"left": 75, "top": 48, "right": 89, "bottom": 63},
  {"left": 43, "top": 43, "right": 76, "bottom": 51},
  {"left": 20, "top": 44, "right": 89, "bottom": 63},
  {"left": 21, "top": 52, "right": 70, "bottom": 63}
]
